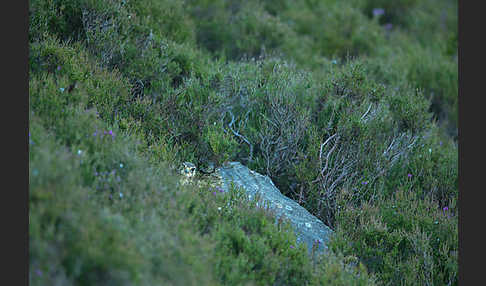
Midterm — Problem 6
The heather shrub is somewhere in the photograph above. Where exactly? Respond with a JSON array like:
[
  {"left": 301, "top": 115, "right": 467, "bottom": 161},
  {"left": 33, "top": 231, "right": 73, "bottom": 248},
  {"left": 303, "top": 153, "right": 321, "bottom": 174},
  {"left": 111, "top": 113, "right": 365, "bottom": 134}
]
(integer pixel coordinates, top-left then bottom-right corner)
[
  {"left": 295, "top": 60, "right": 432, "bottom": 226},
  {"left": 29, "top": 84, "right": 373, "bottom": 286},
  {"left": 365, "top": 42, "right": 458, "bottom": 138},
  {"left": 205, "top": 56, "right": 444, "bottom": 232},
  {"left": 29, "top": 33, "right": 210, "bottom": 148},
  {"left": 28, "top": 25, "right": 375, "bottom": 286},
  {"left": 404, "top": 47, "right": 458, "bottom": 138},
  {"left": 385, "top": 126, "right": 458, "bottom": 208},
  {"left": 126, "top": 0, "right": 196, "bottom": 45},
  {"left": 298, "top": 1, "right": 384, "bottom": 58},
  {"left": 204, "top": 123, "right": 240, "bottom": 165},
  {"left": 29, "top": 0, "right": 131, "bottom": 50},
  {"left": 331, "top": 188, "right": 458, "bottom": 285},
  {"left": 189, "top": 184, "right": 375, "bottom": 285},
  {"left": 209, "top": 58, "right": 315, "bottom": 189},
  {"left": 188, "top": 0, "right": 384, "bottom": 62},
  {"left": 29, "top": 70, "right": 217, "bottom": 284},
  {"left": 392, "top": 0, "right": 457, "bottom": 50},
  {"left": 80, "top": 0, "right": 131, "bottom": 68},
  {"left": 29, "top": 0, "right": 85, "bottom": 42},
  {"left": 29, "top": 0, "right": 457, "bottom": 285},
  {"left": 29, "top": 118, "right": 219, "bottom": 286},
  {"left": 29, "top": 134, "right": 141, "bottom": 286},
  {"left": 353, "top": 0, "right": 420, "bottom": 26},
  {"left": 189, "top": 0, "right": 298, "bottom": 61}
]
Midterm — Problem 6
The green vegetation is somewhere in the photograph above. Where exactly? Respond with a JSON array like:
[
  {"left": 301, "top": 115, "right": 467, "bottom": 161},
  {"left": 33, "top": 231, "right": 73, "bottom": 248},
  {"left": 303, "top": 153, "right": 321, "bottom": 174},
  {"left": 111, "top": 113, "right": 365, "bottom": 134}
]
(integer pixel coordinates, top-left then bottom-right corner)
[{"left": 29, "top": 0, "right": 457, "bottom": 285}]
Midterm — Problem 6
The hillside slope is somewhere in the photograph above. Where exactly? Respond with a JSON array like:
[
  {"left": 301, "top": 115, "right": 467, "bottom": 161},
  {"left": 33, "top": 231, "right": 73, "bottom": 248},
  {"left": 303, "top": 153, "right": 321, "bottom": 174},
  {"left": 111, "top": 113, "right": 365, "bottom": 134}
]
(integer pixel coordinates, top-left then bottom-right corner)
[{"left": 29, "top": 0, "right": 457, "bottom": 285}]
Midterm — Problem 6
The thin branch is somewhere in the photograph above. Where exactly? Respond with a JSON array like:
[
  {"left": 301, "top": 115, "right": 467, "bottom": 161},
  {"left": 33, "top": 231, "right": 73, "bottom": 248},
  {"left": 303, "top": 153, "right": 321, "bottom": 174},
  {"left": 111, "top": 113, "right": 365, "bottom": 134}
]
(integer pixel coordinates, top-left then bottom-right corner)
[
  {"left": 227, "top": 110, "right": 254, "bottom": 161},
  {"left": 318, "top": 134, "right": 338, "bottom": 167},
  {"left": 360, "top": 103, "right": 373, "bottom": 121}
]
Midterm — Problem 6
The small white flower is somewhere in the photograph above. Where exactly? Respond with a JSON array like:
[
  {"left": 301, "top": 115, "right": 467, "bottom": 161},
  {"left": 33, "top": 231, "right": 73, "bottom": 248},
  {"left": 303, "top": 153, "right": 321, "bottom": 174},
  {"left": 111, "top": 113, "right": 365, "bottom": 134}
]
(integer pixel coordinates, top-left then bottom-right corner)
[
  {"left": 120, "top": 163, "right": 124, "bottom": 168},
  {"left": 429, "top": 148, "right": 432, "bottom": 153},
  {"left": 60, "top": 87, "right": 65, "bottom": 92},
  {"left": 119, "top": 192, "right": 123, "bottom": 198},
  {"left": 218, "top": 207, "right": 222, "bottom": 211},
  {"left": 77, "top": 149, "right": 82, "bottom": 155}
]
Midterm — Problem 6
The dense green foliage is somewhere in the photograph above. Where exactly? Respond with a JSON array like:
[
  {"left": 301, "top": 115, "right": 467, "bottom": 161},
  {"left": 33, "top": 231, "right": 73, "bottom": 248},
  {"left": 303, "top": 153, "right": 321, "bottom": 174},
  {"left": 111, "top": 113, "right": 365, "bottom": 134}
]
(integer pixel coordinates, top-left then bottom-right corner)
[{"left": 29, "top": 0, "right": 457, "bottom": 285}]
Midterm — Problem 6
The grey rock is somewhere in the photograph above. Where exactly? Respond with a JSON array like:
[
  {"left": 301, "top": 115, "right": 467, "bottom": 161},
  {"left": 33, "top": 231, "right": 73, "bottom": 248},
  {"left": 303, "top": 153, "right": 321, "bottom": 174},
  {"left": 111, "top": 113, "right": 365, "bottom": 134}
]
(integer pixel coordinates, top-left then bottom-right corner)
[{"left": 216, "top": 162, "right": 333, "bottom": 255}]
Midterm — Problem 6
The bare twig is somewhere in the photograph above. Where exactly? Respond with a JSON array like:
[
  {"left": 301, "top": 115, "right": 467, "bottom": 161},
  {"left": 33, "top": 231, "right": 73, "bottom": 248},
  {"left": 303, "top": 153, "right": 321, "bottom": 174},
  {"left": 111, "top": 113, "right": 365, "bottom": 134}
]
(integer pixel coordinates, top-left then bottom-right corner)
[
  {"left": 360, "top": 103, "right": 373, "bottom": 121},
  {"left": 225, "top": 110, "right": 254, "bottom": 161}
]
